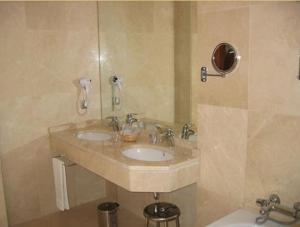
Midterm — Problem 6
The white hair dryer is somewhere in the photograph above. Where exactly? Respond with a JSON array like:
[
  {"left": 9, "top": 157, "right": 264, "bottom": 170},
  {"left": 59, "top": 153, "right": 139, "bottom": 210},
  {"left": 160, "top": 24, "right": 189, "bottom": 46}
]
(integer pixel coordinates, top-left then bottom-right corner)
[{"left": 79, "top": 78, "right": 92, "bottom": 109}]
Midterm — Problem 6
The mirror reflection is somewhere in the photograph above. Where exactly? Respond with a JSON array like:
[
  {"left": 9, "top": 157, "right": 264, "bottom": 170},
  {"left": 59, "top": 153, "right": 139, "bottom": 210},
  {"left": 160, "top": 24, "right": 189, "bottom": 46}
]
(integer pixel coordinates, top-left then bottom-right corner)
[
  {"left": 98, "top": 2, "right": 195, "bottom": 137},
  {"left": 212, "top": 43, "right": 238, "bottom": 74}
]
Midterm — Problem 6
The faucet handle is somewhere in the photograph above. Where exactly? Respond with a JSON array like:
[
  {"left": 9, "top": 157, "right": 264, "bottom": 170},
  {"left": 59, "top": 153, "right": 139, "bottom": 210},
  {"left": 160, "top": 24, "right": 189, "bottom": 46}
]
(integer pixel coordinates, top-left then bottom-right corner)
[
  {"left": 106, "top": 116, "right": 120, "bottom": 131},
  {"left": 127, "top": 113, "right": 138, "bottom": 118},
  {"left": 126, "top": 113, "right": 138, "bottom": 123},
  {"left": 187, "top": 123, "right": 193, "bottom": 128},
  {"left": 269, "top": 194, "right": 280, "bottom": 205},
  {"left": 182, "top": 123, "right": 193, "bottom": 129},
  {"left": 256, "top": 198, "right": 268, "bottom": 207},
  {"left": 294, "top": 202, "right": 300, "bottom": 211},
  {"left": 165, "top": 128, "right": 175, "bottom": 137}
]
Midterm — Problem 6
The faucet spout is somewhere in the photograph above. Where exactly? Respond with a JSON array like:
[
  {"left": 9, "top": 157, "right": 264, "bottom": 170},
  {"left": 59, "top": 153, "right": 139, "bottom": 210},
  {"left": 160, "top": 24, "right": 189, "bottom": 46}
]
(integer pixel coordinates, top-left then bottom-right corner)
[
  {"left": 255, "top": 194, "right": 300, "bottom": 225},
  {"left": 126, "top": 113, "right": 138, "bottom": 126},
  {"left": 181, "top": 123, "right": 195, "bottom": 140},
  {"left": 106, "top": 116, "right": 120, "bottom": 132},
  {"left": 161, "top": 128, "right": 175, "bottom": 146}
]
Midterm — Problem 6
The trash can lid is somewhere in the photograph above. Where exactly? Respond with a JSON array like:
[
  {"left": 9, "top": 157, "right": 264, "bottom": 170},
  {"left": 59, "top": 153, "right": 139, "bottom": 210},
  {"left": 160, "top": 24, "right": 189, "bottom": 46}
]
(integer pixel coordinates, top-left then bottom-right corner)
[{"left": 97, "top": 202, "right": 119, "bottom": 212}]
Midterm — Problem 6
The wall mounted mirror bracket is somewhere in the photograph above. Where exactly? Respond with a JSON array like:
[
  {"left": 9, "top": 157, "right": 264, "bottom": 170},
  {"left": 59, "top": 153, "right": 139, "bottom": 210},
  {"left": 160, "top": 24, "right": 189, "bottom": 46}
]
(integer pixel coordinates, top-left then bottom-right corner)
[
  {"left": 200, "top": 67, "right": 225, "bottom": 82},
  {"left": 200, "top": 43, "right": 240, "bottom": 82}
]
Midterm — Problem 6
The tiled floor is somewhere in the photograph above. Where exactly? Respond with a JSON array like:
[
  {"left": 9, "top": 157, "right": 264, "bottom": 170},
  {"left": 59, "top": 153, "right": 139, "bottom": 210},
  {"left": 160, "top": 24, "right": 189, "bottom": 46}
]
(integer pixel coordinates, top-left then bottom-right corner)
[{"left": 11, "top": 199, "right": 145, "bottom": 227}]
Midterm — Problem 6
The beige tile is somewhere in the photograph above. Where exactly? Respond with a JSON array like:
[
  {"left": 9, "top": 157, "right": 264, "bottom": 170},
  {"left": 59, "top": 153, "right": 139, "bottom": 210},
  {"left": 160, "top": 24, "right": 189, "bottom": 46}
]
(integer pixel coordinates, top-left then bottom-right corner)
[
  {"left": 197, "top": 1, "right": 250, "bottom": 15},
  {"left": 11, "top": 199, "right": 145, "bottom": 227},
  {"left": 245, "top": 111, "right": 300, "bottom": 208},
  {"left": 191, "top": 4, "right": 249, "bottom": 123},
  {"left": 2, "top": 141, "right": 42, "bottom": 225},
  {"left": 169, "top": 184, "right": 197, "bottom": 227},
  {"left": 24, "top": 2, "right": 97, "bottom": 31},
  {"left": 197, "top": 104, "right": 248, "bottom": 226},
  {"left": 0, "top": 2, "right": 26, "bottom": 30},
  {"left": 248, "top": 2, "right": 300, "bottom": 116},
  {"left": 99, "top": 2, "right": 154, "bottom": 33},
  {"left": 73, "top": 166, "right": 106, "bottom": 205},
  {"left": 0, "top": 2, "right": 102, "bottom": 225},
  {"left": 34, "top": 138, "right": 57, "bottom": 217}
]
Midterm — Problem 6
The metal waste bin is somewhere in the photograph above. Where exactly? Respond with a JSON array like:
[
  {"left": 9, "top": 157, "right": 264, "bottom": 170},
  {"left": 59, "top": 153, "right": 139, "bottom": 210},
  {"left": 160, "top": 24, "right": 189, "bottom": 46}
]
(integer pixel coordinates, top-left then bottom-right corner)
[{"left": 97, "top": 202, "right": 119, "bottom": 227}]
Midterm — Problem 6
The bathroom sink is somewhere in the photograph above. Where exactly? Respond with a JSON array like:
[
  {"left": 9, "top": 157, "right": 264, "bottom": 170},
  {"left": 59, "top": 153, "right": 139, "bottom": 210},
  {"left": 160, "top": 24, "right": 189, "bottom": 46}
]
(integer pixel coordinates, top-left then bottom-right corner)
[
  {"left": 76, "top": 131, "right": 112, "bottom": 141},
  {"left": 122, "top": 146, "right": 174, "bottom": 162}
]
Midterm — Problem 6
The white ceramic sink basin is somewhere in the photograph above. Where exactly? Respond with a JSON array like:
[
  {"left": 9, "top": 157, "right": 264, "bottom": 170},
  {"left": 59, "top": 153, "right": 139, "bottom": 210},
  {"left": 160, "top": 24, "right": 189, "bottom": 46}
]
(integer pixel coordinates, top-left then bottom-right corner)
[
  {"left": 207, "top": 209, "right": 281, "bottom": 227},
  {"left": 122, "top": 147, "right": 174, "bottom": 162},
  {"left": 76, "top": 131, "right": 112, "bottom": 141}
]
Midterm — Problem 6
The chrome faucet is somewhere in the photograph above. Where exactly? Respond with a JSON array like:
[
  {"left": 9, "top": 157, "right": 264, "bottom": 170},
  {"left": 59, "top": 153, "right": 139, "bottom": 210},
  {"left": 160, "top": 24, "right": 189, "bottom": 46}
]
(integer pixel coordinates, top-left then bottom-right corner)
[
  {"left": 147, "top": 124, "right": 163, "bottom": 144},
  {"left": 181, "top": 123, "right": 195, "bottom": 140},
  {"left": 126, "top": 113, "right": 138, "bottom": 126},
  {"left": 256, "top": 194, "right": 300, "bottom": 225},
  {"left": 106, "top": 116, "right": 120, "bottom": 132},
  {"left": 161, "top": 128, "right": 175, "bottom": 146}
]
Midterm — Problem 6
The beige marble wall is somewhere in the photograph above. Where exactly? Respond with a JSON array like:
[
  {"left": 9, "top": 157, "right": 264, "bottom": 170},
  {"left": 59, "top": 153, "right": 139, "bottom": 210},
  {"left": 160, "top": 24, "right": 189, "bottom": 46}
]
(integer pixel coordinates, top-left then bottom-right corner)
[
  {"left": 99, "top": 1, "right": 175, "bottom": 123},
  {"left": 248, "top": 2, "right": 300, "bottom": 116},
  {"left": 1, "top": 2, "right": 299, "bottom": 227},
  {"left": 194, "top": 1, "right": 300, "bottom": 226},
  {"left": 66, "top": 165, "right": 107, "bottom": 208},
  {"left": 245, "top": 2, "right": 300, "bottom": 210},
  {"left": 245, "top": 112, "right": 300, "bottom": 209},
  {"left": 0, "top": 2, "right": 106, "bottom": 225},
  {"left": 198, "top": 104, "right": 248, "bottom": 226},
  {"left": 191, "top": 2, "right": 249, "bottom": 123}
]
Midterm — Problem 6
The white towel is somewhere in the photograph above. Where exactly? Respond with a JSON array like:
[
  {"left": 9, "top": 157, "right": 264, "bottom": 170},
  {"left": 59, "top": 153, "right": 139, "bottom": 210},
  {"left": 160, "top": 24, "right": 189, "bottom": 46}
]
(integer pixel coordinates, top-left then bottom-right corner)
[{"left": 52, "top": 157, "right": 70, "bottom": 211}]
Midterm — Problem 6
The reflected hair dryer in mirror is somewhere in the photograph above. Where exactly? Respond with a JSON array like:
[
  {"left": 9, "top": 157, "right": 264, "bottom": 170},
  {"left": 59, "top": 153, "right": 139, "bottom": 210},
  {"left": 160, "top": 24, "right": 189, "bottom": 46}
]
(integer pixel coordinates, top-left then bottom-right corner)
[
  {"left": 200, "top": 43, "right": 240, "bottom": 82},
  {"left": 79, "top": 78, "right": 92, "bottom": 109},
  {"left": 110, "top": 75, "right": 123, "bottom": 111}
]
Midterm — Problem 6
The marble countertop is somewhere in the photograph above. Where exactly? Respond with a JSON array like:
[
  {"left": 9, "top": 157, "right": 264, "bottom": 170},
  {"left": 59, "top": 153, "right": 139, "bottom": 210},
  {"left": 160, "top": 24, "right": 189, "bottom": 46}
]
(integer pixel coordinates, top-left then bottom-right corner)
[{"left": 49, "top": 120, "right": 199, "bottom": 192}]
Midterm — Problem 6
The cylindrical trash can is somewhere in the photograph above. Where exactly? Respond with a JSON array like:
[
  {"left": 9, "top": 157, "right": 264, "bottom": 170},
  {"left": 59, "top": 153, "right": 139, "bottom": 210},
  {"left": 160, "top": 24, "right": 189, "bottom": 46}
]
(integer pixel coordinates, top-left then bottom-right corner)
[{"left": 97, "top": 202, "right": 119, "bottom": 227}]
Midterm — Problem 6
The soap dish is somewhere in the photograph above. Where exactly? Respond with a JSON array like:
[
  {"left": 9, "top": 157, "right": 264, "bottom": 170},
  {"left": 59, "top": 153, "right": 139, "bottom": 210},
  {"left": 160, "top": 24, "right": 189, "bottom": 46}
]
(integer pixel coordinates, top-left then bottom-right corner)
[{"left": 122, "top": 132, "right": 140, "bottom": 142}]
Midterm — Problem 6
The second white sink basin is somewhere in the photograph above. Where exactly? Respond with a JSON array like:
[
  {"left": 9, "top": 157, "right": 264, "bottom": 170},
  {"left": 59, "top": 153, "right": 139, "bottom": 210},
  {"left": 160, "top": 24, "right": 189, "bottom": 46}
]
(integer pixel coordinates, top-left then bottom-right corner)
[
  {"left": 76, "top": 131, "right": 112, "bottom": 141},
  {"left": 122, "top": 146, "right": 174, "bottom": 162}
]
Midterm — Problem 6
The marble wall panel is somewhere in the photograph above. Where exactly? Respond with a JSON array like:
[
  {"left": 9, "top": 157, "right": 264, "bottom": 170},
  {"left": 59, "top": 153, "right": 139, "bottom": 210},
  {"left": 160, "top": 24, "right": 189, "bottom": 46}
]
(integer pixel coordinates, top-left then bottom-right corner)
[
  {"left": 197, "top": 104, "right": 248, "bottom": 226},
  {"left": 191, "top": 2, "right": 249, "bottom": 123},
  {"left": 195, "top": 2, "right": 300, "bottom": 226},
  {"left": 245, "top": 111, "right": 300, "bottom": 209},
  {"left": 248, "top": 2, "right": 300, "bottom": 116},
  {"left": 0, "top": 2, "right": 105, "bottom": 225}
]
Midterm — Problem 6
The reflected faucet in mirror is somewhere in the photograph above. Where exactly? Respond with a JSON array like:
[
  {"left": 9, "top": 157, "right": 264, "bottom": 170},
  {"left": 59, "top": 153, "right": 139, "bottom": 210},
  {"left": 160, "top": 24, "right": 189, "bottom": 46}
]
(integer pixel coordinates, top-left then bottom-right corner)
[
  {"left": 161, "top": 128, "right": 175, "bottom": 147},
  {"left": 181, "top": 123, "right": 195, "bottom": 140},
  {"left": 106, "top": 116, "right": 120, "bottom": 132}
]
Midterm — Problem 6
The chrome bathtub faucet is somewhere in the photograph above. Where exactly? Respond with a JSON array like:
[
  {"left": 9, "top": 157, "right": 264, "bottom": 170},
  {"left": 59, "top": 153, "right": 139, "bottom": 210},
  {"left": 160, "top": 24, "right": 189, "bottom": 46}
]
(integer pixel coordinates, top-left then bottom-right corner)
[{"left": 256, "top": 194, "right": 300, "bottom": 225}]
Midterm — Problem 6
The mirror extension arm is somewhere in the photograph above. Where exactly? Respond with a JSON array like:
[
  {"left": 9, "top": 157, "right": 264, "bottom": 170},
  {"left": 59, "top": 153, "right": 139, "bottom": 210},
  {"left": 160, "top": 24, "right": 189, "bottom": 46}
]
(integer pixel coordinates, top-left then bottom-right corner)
[{"left": 200, "top": 67, "right": 225, "bottom": 82}]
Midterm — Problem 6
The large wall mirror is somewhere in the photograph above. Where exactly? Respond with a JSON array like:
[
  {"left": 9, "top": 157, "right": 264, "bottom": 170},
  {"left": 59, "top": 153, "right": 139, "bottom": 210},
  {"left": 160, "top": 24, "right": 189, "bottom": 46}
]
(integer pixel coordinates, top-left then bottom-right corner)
[{"left": 98, "top": 2, "right": 194, "bottom": 131}]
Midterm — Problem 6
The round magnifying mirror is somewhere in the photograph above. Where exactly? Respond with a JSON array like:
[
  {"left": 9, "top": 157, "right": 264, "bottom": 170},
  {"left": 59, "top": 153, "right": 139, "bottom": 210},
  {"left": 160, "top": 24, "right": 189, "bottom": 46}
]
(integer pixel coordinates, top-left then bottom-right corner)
[{"left": 212, "top": 43, "right": 239, "bottom": 75}]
